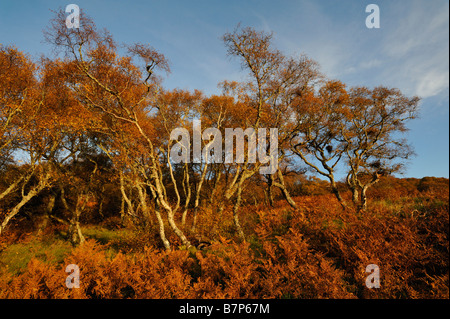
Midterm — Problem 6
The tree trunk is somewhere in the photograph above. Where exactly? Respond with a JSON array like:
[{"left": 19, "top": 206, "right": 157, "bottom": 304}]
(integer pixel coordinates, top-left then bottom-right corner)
[
  {"left": 156, "top": 187, "right": 191, "bottom": 248},
  {"left": 191, "top": 162, "right": 208, "bottom": 232},
  {"left": 36, "top": 192, "right": 56, "bottom": 237},
  {"left": 267, "top": 174, "right": 275, "bottom": 207},
  {"left": 181, "top": 164, "right": 191, "bottom": 226},
  {"left": 274, "top": 169, "right": 297, "bottom": 209},
  {"left": 330, "top": 179, "right": 346, "bottom": 210},
  {"left": 150, "top": 155, "right": 191, "bottom": 248},
  {"left": 59, "top": 185, "right": 85, "bottom": 246},
  {"left": 232, "top": 185, "right": 246, "bottom": 242},
  {"left": 0, "top": 175, "right": 24, "bottom": 202},
  {"left": 166, "top": 204, "right": 191, "bottom": 248},
  {"left": 154, "top": 198, "right": 171, "bottom": 251},
  {"left": 120, "top": 191, "right": 125, "bottom": 225},
  {"left": 351, "top": 187, "right": 359, "bottom": 205},
  {"left": 0, "top": 173, "right": 49, "bottom": 236},
  {"left": 347, "top": 173, "right": 359, "bottom": 206},
  {"left": 136, "top": 183, "right": 153, "bottom": 227},
  {"left": 360, "top": 187, "right": 368, "bottom": 212},
  {"left": 264, "top": 188, "right": 269, "bottom": 206},
  {"left": 68, "top": 195, "right": 86, "bottom": 246},
  {"left": 359, "top": 175, "right": 380, "bottom": 211},
  {"left": 191, "top": 206, "right": 199, "bottom": 233},
  {"left": 119, "top": 172, "right": 135, "bottom": 224},
  {"left": 209, "top": 169, "right": 221, "bottom": 205}
]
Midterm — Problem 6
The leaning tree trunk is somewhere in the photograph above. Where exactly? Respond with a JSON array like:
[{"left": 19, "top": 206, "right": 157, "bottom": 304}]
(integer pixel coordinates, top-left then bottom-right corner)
[
  {"left": 274, "top": 169, "right": 297, "bottom": 209},
  {"left": 146, "top": 185, "right": 171, "bottom": 251},
  {"left": 155, "top": 181, "right": 191, "bottom": 248},
  {"left": 0, "top": 175, "right": 24, "bottom": 202},
  {"left": 154, "top": 197, "right": 171, "bottom": 251},
  {"left": 0, "top": 173, "right": 49, "bottom": 236},
  {"left": 329, "top": 177, "right": 347, "bottom": 210},
  {"left": 165, "top": 203, "right": 191, "bottom": 248}
]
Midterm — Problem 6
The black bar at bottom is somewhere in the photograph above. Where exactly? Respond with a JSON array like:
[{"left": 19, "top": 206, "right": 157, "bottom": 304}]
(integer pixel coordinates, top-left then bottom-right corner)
[{"left": 1, "top": 299, "right": 449, "bottom": 318}]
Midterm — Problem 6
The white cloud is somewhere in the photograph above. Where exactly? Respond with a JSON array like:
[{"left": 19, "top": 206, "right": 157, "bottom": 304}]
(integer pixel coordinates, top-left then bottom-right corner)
[{"left": 416, "top": 69, "right": 449, "bottom": 98}]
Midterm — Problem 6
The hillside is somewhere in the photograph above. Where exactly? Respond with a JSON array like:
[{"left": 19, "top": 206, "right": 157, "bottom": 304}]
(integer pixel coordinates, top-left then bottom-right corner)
[{"left": 0, "top": 176, "right": 447, "bottom": 298}]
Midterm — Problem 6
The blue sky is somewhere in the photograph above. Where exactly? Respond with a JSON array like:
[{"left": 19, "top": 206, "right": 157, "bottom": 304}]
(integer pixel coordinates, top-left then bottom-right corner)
[{"left": 0, "top": 0, "right": 448, "bottom": 179}]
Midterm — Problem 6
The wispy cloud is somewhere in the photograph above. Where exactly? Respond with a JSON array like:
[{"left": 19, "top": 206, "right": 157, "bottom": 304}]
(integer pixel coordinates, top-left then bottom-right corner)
[
  {"left": 380, "top": 0, "right": 449, "bottom": 98},
  {"left": 266, "top": 0, "right": 448, "bottom": 100}
]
